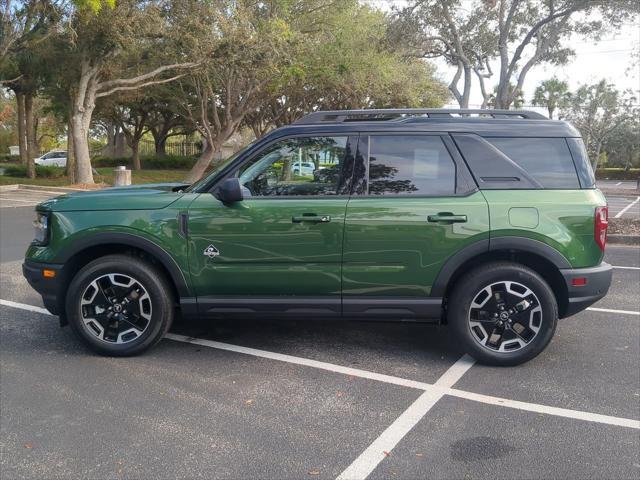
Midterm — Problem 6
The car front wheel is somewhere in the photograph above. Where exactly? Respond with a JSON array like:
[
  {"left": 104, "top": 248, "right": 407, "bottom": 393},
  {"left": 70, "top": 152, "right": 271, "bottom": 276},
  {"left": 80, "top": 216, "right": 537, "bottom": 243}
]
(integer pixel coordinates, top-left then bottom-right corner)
[
  {"left": 66, "top": 254, "right": 174, "bottom": 356},
  {"left": 447, "top": 262, "right": 558, "bottom": 366}
]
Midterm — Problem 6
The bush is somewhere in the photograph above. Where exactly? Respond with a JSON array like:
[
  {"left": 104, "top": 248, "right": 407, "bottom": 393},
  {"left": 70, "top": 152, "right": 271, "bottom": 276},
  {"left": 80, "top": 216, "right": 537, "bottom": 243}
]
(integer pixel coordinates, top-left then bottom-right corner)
[
  {"left": 3, "top": 164, "right": 66, "bottom": 178},
  {"left": 595, "top": 168, "right": 640, "bottom": 180},
  {"left": 0, "top": 154, "right": 21, "bottom": 163},
  {"left": 92, "top": 154, "right": 197, "bottom": 170}
]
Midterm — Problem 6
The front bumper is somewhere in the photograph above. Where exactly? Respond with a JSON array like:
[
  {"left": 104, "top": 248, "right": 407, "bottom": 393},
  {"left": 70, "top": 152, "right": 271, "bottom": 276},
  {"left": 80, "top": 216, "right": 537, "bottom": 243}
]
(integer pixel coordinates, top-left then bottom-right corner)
[
  {"left": 22, "top": 260, "right": 64, "bottom": 317},
  {"left": 560, "top": 262, "right": 612, "bottom": 318}
]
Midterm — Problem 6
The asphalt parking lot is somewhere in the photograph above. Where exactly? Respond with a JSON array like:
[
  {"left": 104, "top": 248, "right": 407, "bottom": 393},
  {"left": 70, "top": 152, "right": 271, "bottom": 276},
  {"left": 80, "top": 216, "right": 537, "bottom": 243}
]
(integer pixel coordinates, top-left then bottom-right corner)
[{"left": 1, "top": 190, "right": 639, "bottom": 479}]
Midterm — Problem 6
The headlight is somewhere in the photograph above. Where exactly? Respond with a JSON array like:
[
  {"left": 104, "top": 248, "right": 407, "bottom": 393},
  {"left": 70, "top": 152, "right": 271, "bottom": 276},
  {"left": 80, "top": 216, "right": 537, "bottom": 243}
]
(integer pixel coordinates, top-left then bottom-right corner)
[{"left": 33, "top": 212, "right": 49, "bottom": 245}]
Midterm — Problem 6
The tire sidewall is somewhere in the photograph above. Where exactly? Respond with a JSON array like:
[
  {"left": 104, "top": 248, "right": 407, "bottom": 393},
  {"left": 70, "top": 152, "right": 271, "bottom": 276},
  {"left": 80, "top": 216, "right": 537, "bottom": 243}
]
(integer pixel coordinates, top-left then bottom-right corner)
[
  {"left": 66, "top": 256, "right": 173, "bottom": 356},
  {"left": 449, "top": 264, "right": 558, "bottom": 366}
]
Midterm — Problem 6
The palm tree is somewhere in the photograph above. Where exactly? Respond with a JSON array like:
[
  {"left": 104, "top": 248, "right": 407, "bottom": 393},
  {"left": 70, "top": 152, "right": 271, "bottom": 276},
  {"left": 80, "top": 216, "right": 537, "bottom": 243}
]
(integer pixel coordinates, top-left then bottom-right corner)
[{"left": 532, "top": 78, "right": 570, "bottom": 119}]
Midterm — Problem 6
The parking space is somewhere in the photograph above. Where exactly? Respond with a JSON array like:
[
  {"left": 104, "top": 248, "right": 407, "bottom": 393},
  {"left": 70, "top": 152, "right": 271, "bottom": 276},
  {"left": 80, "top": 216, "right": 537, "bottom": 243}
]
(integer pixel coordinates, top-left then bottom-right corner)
[
  {"left": 597, "top": 180, "right": 639, "bottom": 190},
  {"left": 606, "top": 195, "right": 640, "bottom": 219},
  {"left": 1, "top": 206, "right": 639, "bottom": 479}
]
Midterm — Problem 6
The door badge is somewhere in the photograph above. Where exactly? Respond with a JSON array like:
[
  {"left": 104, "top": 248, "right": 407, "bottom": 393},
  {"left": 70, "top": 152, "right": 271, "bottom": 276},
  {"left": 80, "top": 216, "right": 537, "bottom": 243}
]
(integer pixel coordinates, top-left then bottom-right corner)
[{"left": 203, "top": 244, "right": 220, "bottom": 258}]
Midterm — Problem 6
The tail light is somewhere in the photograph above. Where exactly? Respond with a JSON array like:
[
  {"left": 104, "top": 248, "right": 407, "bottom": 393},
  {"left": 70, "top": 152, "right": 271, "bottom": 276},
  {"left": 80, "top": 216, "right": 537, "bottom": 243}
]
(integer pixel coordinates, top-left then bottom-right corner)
[{"left": 594, "top": 206, "right": 608, "bottom": 252}]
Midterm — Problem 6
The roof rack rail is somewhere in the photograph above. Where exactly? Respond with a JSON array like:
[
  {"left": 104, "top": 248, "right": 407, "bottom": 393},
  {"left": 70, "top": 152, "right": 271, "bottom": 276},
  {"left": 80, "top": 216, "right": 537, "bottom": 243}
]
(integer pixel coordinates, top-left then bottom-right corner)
[{"left": 294, "top": 108, "right": 548, "bottom": 124}]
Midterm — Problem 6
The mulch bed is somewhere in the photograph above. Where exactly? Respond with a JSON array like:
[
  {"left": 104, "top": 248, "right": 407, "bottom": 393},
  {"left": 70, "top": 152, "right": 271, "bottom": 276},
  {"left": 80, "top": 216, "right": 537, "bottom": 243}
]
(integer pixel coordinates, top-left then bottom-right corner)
[{"left": 609, "top": 218, "right": 640, "bottom": 236}]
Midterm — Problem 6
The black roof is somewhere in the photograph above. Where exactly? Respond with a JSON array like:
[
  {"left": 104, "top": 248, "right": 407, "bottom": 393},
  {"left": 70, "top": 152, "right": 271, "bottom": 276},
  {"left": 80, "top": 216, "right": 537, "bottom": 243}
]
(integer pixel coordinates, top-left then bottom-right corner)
[{"left": 271, "top": 109, "right": 580, "bottom": 138}]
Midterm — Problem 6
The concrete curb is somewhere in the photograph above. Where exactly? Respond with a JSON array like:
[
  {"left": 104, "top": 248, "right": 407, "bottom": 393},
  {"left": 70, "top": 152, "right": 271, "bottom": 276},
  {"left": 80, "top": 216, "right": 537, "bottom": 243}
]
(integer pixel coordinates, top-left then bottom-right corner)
[
  {"left": 608, "top": 235, "right": 640, "bottom": 246},
  {"left": 600, "top": 189, "right": 640, "bottom": 198},
  {"left": 0, "top": 184, "right": 89, "bottom": 193}
]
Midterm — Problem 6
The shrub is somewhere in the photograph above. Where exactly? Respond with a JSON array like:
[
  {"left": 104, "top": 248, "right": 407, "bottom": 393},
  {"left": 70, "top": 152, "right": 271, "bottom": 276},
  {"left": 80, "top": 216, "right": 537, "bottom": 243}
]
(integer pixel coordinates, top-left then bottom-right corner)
[
  {"left": 595, "top": 168, "right": 640, "bottom": 180},
  {"left": 0, "top": 154, "right": 21, "bottom": 163},
  {"left": 3, "top": 164, "right": 65, "bottom": 178},
  {"left": 91, "top": 154, "right": 197, "bottom": 170}
]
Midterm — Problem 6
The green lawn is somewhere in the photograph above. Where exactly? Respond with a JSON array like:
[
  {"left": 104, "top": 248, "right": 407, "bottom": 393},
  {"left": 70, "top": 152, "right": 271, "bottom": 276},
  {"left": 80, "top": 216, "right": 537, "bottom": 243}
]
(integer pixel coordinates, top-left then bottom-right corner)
[{"left": 0, "top": 167, "right": 190, "bottom": 187}]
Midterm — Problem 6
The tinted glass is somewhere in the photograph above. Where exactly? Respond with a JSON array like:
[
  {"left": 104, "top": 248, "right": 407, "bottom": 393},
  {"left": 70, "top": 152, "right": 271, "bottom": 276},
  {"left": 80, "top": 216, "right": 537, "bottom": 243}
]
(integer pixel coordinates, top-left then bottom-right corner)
[
  {"left": 367, "top": 136, "right": 456, "bottom": 195},
  {"left": 487, "top": 138, "right": 579, "bottom": 188},
  {"left": 238, "top": 136, "right": 349, "bottom": 196},
  {"left": 566, "top": 138, "right": 595, "bottom": 188}
]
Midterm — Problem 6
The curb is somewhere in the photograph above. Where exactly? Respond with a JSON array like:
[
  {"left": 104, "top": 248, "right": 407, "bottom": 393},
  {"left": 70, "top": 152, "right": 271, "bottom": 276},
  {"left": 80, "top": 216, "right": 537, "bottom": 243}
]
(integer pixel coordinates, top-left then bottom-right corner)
[
  {"left": 600, "top": 189, "right": 640, "bottom": 198},
  {"left": 608, "top": 235, "right": 640, "bottom": 246},
  {"left": 0, "top": 184, "right": 89, "bottom": 193}
]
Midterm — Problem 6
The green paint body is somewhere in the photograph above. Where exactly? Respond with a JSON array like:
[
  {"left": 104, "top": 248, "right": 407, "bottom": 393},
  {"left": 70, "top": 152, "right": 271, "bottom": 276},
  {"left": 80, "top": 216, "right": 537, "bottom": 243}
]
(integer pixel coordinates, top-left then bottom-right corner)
[{"left": 26, "top": 185, "right": 606, "bottom": 299}]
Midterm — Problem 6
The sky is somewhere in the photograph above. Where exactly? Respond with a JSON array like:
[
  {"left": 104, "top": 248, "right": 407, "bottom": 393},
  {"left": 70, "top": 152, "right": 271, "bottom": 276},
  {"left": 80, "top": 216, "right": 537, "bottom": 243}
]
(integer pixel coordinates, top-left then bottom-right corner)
[{"left": 365, "top": 0, "right": 640, "bottom": 112}]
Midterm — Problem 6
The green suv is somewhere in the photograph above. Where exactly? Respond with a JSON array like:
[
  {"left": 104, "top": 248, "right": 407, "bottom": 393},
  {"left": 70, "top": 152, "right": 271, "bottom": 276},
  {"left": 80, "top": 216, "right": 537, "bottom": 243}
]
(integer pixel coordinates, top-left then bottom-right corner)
[{"left": 23, "top": 109, "right": 612, "bottom": 365}]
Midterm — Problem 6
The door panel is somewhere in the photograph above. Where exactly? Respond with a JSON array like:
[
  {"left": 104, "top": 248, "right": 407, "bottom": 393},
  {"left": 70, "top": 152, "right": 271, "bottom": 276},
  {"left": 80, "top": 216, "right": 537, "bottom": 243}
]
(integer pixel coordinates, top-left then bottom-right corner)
[
  {"left": 188, "top": 195, "right": 347, "bottom": 298},
  {"left": 343, "top": 193, "right": 490, "bottom": 297}
]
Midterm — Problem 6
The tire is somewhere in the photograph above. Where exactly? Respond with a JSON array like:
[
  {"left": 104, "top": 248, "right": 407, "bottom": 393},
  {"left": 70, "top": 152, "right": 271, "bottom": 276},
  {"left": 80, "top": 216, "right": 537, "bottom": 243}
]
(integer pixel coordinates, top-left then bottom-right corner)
[
  {"left": 447, "top": 262, "right": 558, "bottom": 366},
  {"left": 65, "top": 254, "right": 174, "bottom": 356}
]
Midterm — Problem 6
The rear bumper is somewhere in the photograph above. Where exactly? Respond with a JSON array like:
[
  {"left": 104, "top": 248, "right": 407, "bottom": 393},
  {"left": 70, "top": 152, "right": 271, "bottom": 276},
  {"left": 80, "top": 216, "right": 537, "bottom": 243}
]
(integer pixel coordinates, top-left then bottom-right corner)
[
  {"left": 22, "top": 260, "right": 63, "bottom": 316},
  {"left": 560, "top": 262, "right": 612, "bottom": 318}
]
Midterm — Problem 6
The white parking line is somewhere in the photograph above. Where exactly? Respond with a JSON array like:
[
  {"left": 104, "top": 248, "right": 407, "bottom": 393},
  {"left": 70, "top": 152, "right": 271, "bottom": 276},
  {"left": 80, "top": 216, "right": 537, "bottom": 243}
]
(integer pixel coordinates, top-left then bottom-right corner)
[
  {"left": 612, "top": 266, "right": 640, "bottom": 271},
  {"left": 1, "top": 299, "right": 638, "bottom": 440},
  {"left": 615, "top": 182, "right": 622, "bottom": 186},
  {"left": 0, "top": 299, "right": 50, "bottom": 315},
  {"left": 336, "top": 355, "right": 475, "bottom": 480},
  {"left": 614, "top": 196, "right": 640, "bottom": 218},
  {"left": 587, "top": 307, "right": 640, "bottom": 316}
]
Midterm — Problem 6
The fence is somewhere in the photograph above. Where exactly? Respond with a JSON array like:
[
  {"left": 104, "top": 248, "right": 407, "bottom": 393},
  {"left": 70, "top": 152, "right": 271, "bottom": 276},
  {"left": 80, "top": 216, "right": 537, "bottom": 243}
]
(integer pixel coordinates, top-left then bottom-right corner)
[{"left": 139, "top": 140, "right": 201, "bottom": 157}]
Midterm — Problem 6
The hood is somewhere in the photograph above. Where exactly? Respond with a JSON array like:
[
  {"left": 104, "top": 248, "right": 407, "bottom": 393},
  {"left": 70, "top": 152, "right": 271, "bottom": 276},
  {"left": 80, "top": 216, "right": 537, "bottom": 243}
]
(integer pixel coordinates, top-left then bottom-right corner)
[{"left": 38, "top": 183, "right": 190, "bottom": 212}]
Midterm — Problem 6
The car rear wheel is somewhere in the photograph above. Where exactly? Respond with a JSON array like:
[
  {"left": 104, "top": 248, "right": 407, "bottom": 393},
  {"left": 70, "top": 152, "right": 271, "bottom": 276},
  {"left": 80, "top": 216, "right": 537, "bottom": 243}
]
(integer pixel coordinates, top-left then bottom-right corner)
[
  {"left": 66, "top": 254, "right": 174, "bottom": 356},
  {"left": 447, "top": 262, "right": 558, "bottom": 366}
]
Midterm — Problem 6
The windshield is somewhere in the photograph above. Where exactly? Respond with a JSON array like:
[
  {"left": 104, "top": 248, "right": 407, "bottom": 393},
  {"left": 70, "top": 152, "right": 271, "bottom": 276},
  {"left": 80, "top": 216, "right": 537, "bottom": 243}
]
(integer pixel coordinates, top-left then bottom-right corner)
[{"left": 185, "top": 143, "right": 255, "bottom": 193}]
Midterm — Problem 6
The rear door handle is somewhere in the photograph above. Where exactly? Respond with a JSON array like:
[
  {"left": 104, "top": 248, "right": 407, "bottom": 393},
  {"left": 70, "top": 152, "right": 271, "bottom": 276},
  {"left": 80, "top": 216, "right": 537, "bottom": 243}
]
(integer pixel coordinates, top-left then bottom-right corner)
[
  {"left": 292, "top": 214, "right": 331, "bottom": 224},
  {"left": 427, "top": 213, "right": 467, "bottom": 223}
]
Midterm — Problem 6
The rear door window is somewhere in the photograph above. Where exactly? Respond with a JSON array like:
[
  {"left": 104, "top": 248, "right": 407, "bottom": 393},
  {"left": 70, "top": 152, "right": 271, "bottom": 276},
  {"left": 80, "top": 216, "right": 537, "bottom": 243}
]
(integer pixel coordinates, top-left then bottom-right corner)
[
  {"left": 366, "top": 135, "right": 456, "bottom": 195},
  {"left": 486, "top": 138, "right": 579, "bottom": 188}
]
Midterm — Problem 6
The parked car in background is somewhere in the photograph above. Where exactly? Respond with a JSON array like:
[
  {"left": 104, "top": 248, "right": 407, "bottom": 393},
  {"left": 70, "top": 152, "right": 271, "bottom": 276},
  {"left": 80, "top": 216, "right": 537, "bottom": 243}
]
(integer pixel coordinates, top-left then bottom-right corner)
[
  {"left": 35, "top": 150, "right": 67, "bottom": 167},
  {"left": 292, "top": 161, "right": 316, "bottom": 176}
]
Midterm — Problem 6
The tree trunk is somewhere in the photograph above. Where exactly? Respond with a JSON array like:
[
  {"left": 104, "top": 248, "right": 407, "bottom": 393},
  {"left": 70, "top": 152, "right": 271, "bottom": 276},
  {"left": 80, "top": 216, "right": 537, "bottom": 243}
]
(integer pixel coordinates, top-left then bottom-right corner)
[
  {"left": 155, "top": 134, "right": 167, "bottom": 156},
  {"left": 184, "top": 142, "right": 216, "bottom": 183},
  {"left": 66, "top": 117, "right": 76, "bottom": 183},
  {"left": 592, "top": 140, "right": 603, "bottom": 172},
  {"left": 24, "top": 94, "right": 36, "bottom": 179},
  {"left": 548, "top": 106, "right": 555, "bottom": 119},
  {"left": 71, "top": 109, "right": 95, "bottom": 184},
  {"left": 15, "top": 92, "right": 28, "bottom": 165},
  {"left": 131, "top": 141, "right": 141, "bottom": 170}
]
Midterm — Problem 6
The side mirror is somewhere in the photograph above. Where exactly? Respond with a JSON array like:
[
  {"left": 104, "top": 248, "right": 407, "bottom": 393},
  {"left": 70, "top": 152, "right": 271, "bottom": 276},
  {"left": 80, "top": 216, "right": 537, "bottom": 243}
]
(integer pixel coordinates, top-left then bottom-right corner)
[{"left": 217, "top": 177, "right": 244, "bottom": 204}]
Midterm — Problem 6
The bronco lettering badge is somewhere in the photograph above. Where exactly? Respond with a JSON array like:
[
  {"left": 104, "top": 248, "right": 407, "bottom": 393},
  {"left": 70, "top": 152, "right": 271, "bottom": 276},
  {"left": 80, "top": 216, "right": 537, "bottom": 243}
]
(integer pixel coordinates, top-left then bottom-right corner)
[{"left": 203, "top": 245, "right": 220, "bottom": 258}]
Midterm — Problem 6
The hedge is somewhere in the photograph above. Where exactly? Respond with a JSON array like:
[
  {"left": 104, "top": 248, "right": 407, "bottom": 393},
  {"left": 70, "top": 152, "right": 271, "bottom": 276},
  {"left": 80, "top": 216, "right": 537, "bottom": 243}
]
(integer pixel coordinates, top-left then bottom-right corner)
[
  {"left": 595, "top": 168, "right": 640, "bottom": 180},
  {"left": 92, "top": 154, "right": 197, "bottom": 170},
  {"left": 3, "top": 165, "right": 65, "bottom": 178}
]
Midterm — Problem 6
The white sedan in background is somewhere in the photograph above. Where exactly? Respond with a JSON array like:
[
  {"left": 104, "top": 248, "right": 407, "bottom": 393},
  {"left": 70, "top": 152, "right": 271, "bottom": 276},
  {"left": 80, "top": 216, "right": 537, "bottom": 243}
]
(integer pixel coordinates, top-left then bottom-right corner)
[{"left": 35, "top": 150, "right": 67, "bottom": 167}]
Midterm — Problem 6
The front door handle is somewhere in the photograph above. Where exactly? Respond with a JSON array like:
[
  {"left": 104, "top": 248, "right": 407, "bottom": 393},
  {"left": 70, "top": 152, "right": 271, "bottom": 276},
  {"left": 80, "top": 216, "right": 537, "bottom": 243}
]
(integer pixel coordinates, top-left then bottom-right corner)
[
  {"left": 292, "top": 214, "right": 331, "bottom": 224},
  {"left": 427, "top": 212, "right": 467, "bottom": 223}
]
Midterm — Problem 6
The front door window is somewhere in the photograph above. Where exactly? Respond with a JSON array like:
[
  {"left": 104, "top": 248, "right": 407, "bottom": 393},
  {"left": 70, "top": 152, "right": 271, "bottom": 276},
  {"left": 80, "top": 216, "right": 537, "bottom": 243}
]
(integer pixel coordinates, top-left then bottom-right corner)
[{"left": 238, "top": 136, "right": 350, "bottom": 197}]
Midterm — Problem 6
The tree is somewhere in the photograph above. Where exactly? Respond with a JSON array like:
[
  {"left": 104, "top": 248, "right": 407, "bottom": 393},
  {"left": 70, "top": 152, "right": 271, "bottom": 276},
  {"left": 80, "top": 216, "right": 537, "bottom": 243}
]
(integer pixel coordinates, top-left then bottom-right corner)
[
  {"left": 391, "top": 0, "right": 496, "bottom": 108},
  {"left": 178, "top": 0, "right": 293, "bottom": 183},
  {"left": 245, "top": 2, "right": 449, "bottom": 138},
  {"left": 1, "top": 0, "right": 59, "bottom": 177},
  {"left": 561, "top": 80, "right": 635, "bottom": 170},
  {"left": 488, "top": 0, "right": 639, "bottom": 109},
  {"left": 104, "top": 96, "right": 152, "bottom": 170},
  {"left": 532, "top": 77, "right": 570, "bottom": 119},
  {"left": 48, "top": 0, "right": 197, "bottom": 184}
]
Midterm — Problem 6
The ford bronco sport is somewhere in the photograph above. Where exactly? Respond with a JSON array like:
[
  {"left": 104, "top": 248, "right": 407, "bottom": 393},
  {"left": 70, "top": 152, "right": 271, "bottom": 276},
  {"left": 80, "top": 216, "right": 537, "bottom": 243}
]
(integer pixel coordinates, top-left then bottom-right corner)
[{"left": 23, "top": 109, "right": 612, "bottom": 365}]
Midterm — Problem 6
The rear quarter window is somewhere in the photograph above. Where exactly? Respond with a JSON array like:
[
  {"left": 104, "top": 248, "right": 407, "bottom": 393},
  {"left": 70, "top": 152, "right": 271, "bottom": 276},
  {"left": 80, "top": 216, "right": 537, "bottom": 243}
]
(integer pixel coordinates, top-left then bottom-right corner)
[{"left": 486, "top": 137, "right": 579, "bottom": 189}]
